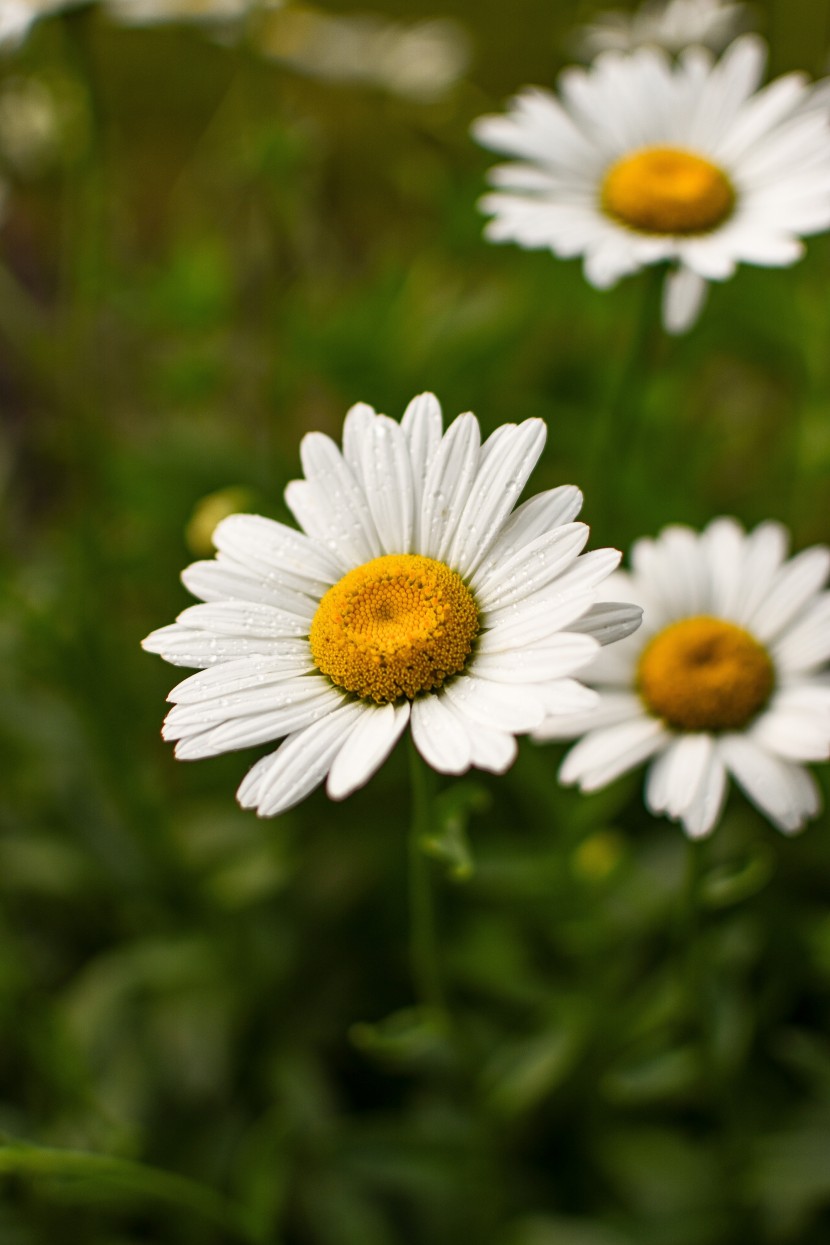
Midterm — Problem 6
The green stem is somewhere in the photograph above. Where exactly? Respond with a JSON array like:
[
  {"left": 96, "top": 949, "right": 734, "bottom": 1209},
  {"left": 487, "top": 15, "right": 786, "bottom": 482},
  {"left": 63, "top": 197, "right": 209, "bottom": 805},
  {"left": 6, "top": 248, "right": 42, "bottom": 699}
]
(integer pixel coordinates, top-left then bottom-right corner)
[
  {"left": 407, "top": 741, "right": 445, "bottom": 1014},
  {"left": 587, "top": 263, "right": 665, "bottom": 538}
]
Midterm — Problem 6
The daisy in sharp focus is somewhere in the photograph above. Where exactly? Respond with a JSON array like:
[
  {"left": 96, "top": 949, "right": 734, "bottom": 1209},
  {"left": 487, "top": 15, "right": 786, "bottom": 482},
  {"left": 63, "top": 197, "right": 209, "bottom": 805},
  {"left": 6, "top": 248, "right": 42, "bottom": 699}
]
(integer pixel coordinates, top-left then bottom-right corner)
[
  {"left": 535, "top": 518, "right": 830, "bottom": 838},
  {"left": 472, "top": 34, "right": 830, "bottom": 333},
  {"left": 575, "top": 0, "right": 751, "bottom": 58},
  {"left": 143, "top": 394, "right": 642, "bottom": 817}
]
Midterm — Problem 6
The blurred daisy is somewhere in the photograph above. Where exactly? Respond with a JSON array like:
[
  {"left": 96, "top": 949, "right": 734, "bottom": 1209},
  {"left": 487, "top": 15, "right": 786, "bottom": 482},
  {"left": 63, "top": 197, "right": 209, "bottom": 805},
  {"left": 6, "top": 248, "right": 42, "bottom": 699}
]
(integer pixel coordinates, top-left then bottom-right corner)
[
  {"left": 256, "top": 8, "right": 470, "bottom": 103},
  {"left": 0, "top": 0, "right": 86, "bottom": 49},
  {"left": 536, "top": 519, "right": 830, "bottom": 837},
  {"left": 105, "top": 0, "right": 271, "bottom": 26},
  {"left": 575, "top": 0, "right": 750, "bottom": 58},
  {"left": 472, "top": 35, "right": 830, "bottom": 333},
  {"left": 143, "top": 394, "right": 641, "bottom": 817}
]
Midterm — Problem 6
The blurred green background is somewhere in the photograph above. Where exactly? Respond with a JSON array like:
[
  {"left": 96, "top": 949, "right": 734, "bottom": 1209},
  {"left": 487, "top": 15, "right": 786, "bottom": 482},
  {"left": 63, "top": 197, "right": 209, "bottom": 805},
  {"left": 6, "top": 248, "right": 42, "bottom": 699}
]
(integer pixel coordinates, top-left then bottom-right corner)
[{"left": 2, "top": 1, "right": 830, "bottom": 1241}]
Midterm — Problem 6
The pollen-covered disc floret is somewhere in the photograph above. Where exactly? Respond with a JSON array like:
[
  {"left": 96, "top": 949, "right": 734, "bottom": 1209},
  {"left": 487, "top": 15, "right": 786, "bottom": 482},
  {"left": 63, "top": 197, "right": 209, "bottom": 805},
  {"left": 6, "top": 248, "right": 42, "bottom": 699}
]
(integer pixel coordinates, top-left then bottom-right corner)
[
  {"left": 472, "top": 35, "right": 830, "bottom": 333},
  {"left": 536, "top": 519, "right": 830, "bottom": 838},
  {"left": 142, "top": 394, "right": 642, "bottom": 817},
  {"left": 602, "top": 148, "right": 735, "bottom": 236},
  {"left": 638, "top": 615, "right": 773, "bottom": 730},
  {"left": 310, "top": 554, "right": 479, "bottom": 703}
]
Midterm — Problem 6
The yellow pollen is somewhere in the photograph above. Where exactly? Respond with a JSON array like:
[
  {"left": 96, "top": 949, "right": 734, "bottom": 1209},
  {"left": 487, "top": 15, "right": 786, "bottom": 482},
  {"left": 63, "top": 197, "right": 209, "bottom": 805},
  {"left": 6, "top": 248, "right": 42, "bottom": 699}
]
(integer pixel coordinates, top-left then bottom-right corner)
[
  {"left": 309, "top": 554, "right": 479, "bottom": 704},
  {"left": 601, "top": 146, "right": 735, "bottom": 235},
  {"left": 638, "top": 615, "right": 774, "bottom": 732}
]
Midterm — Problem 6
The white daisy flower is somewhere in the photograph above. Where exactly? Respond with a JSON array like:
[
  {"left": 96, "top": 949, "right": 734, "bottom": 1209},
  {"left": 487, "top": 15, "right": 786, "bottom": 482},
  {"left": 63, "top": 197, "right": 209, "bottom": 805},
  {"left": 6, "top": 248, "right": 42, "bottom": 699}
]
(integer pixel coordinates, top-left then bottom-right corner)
[
  {"left": 143, "top": 394, "right": 642, "bottom": 817},
  {"left": 104, "top": 0, "right": 271, "bottom": 27},
  {"left": 536, "top": 518, "right": 830, "bottom": 838},
  {"left": 575, "top": 0, "right": 750, "bottom": 58},
  {"left": 0, "top": 0, "right": 87, "bottom": 50},
  {"left": 472, "top": 35, "right": 830, "bottom": 333}
]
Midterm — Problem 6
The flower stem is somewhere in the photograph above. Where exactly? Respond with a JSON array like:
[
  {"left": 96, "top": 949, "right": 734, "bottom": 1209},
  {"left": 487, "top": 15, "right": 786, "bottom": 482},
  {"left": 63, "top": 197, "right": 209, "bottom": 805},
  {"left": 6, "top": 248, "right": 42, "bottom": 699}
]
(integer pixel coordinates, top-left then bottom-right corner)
[
  {"left": 407, "top": 740, "right": 446, "bottom": 1015},
  {"left": 587, "top": 263, "right": 665, "bottom": 538}
]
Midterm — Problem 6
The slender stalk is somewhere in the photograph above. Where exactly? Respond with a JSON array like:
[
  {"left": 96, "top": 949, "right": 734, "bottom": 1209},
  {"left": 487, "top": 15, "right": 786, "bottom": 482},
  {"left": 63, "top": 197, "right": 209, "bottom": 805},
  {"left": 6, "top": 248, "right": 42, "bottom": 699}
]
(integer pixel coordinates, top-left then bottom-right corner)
[
  {"left": 586, "top": 263, "right": 665, "bottom": 536},
  {"left": 407, "top": 740, "right": 446, "bottom": 1014}
]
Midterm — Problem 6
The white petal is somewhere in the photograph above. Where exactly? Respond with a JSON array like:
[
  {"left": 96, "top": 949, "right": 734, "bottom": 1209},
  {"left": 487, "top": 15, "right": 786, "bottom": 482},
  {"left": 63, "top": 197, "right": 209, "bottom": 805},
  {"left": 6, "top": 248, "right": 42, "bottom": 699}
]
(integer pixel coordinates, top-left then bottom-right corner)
[
  {"left": 537, "top": 678, "right": 600, "bottom": 716},
  {"left": 568, "top": 601, "right": 643, "bottom": 645},
  {"left": 212, "top": 513, "right": 341, "bottom": 588},
  {"left": 442, "top": 673, "right": 546, "bottom": 733},
  {"left": 326, "top": 701, "right": 411, "bottom": 800},
  {"left": 163, "top": 673, "right": 335, "bottom": 735},
  {"left": 662, "top": 267, "right": 708, "bottom": 335},
  {"left": 447, "top": 419, "right": 547, "bottom": 579},
  {"left": 342, "top": 401, "right": 378, "bottom": 485},
  {"left": 718, "top": 733, "right": 821, "bottom": 832},
  {"left": 752, "top": 547, "right": 830, "bottom": 643},
  {"left": 237, "top": 702, "right": 366, "bottom": 817},
  {"left": 645, "top": 733, "right": 714, "bottom": 819},
  {"left": 419, "top": 413, "right": 481, "bottom": 562},
  {"left": 477, "top": 593, "right": 598, "bottom": 653},
  {"left": 474, "top": 523, "right": 590, "bottom": 611},
  {"left": 284, "top": 432, "right": 383, "bottom": 569},
  {"left": 357, "top": 415, "right": 415, "bottom": 555},
  {"left": 410, "top": 694, "right": 472, "bottom": 775},
  {"left": 773, "top": 594, "right": 830, "bottom": 672},
  {"left": 181, "top": 560, "right": 317, "bottom": 617},
  {"left": 751, "top": 705, "right": 830, "bottom": 762},
  {"left": 480, "top": 485, "right": 584, "bottom": 572},
  {"left": 681, "top": 752, "right": 728, "bottom": 839},
  {"left": 401, "top": 392, "right": 443, "bottom": 534},
  {"left": 142, "top": 625, "right": 294, "bottom": 668},
  {"left": 472, "top": 633, "right": 599, "bottom": 682},
  {"left": 167, "top": 651, "right": 314, "bottom": 703},
  {"left": 559, "top": 716, "right": 668, "bottom": 791},
  {"left": 173, "top": 685, "right": 345, "bottom": 759},
  {"left": 533, "top": 690, "right": 642, "bottom": 741},
  {"left": 175, "top": 601, "right": 310, "bottom": 638}
]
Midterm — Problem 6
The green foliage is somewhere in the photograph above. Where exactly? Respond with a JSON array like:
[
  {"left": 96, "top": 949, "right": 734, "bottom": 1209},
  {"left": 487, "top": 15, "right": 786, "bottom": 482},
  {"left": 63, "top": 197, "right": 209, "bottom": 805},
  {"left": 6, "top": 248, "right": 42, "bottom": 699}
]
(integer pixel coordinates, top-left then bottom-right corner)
[{"left": 1, "top": 2, "right": 830, "bottom": 1243}]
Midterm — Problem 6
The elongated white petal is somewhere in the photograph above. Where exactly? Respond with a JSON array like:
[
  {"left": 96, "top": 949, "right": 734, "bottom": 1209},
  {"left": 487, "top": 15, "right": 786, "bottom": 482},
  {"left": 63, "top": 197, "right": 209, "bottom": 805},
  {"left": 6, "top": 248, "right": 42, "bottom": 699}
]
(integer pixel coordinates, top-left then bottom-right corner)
[
  {"left": 342, "top": 401, "right": 378, "bottom": 485},
  {"left": 479, "top": 486, "right": 584, "bottom": 574},
  {"left": 663, "top": 267, "right": 708, "bottom": 334},
  {"left": 442, "top": 674, "right": 546, "bottom": 733},
  {"left": 401, "top": 392, "right": 443, "bottom": 529},
  {"left": 568, "top": 601, "right": 643, "bottom": 645},
  {"left": 176, "top": 601, "right": 310, "bottom": 638},
  {"left": 447, "top": 418, "right": 547, "bottom": 578},
  {"left": 238, "top": 702, "right": 367, "bottom": 817},
  {"left": 358, "top": 415, "right": 415, "bottom": 555},
  {"left": 474, "top": 523, "right": 590, "bottom": 611},
  {"left": 142, "top": 625, "right": 290, "bottom": 668},
  {"left": 473, "top": 634, "right": 599, "bottom": 683},
  {"left": 410, "top": 694, "right": 472, "bottom": 774},
  {"left": 559, "top": 717, "right": 668, "bottom": 791},
  {"left": 478, "top": 593, "right": 598, "bottom": 653},
  {"left": 533, "top": 690, "right": 642, "bottom": 741},
  {"left": 646, "top": 733, "right": 714, "bottom": 818},
  {"left": 719, "top": 734, "right": 820, "bottom": 832},
  {"left": 680, "top": 751, "right": 728, "bottom": 839},
  {"left": 168, "top": 651, "right": 315, "bottom": 704},
  {"left": 212, "top": 513, "right": 340, "bottom": 588},
  {"left": 173, "top": 683, "right": 345, "bottom": 759},
  {"left": 181, "top": 561, "right": 317, "bottom": 617},
  {"left": 326, "top": 701, "right": 411, "bottom": 800},
  {"left": 418, "top": 412, "right": 480, "bottom": 562},
  {"left": 163, "top": 674, "right": 335, "bottom": 735}
]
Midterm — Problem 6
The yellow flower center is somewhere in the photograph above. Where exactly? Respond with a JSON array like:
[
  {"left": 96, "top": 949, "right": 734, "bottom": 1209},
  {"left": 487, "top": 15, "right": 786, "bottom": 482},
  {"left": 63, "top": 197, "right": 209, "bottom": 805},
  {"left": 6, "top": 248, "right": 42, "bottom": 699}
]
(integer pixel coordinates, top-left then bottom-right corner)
[
  {"left": 601, "top": 146, "right": 735, "bottom": 235},
  {"left": 309, "top": 554, "right": 479, "bottom": 704},
  {"left": 638, "top": 616, "right": 774, "bottom": 732}
]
